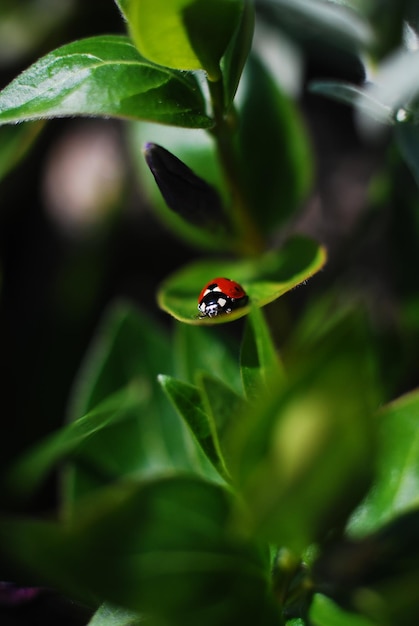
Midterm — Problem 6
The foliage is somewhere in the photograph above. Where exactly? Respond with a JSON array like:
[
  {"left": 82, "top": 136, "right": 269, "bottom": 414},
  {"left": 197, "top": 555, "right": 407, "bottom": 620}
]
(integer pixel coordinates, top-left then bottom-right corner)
[{"left": 0, "top": 1, "right": 419, "bottom": 625}]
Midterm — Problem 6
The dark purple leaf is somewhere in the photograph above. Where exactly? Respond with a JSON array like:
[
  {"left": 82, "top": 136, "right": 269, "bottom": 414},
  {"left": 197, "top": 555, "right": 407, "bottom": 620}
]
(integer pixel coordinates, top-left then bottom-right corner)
[{"left": 144, "top": 143, "right": 230, "bottom": 233}]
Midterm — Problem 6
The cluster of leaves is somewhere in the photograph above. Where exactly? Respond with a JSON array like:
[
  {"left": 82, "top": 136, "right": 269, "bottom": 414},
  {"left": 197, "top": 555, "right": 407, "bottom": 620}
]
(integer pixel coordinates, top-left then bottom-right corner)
[{"left": 1, "top": 1, "right": 419, "bottom": 626}]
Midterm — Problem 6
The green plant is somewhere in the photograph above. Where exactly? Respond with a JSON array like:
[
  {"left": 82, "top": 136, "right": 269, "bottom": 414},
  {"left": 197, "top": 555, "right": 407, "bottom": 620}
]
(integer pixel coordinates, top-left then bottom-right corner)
[{"left": 1, "top": 1, "right": 419, "bottom": 625}]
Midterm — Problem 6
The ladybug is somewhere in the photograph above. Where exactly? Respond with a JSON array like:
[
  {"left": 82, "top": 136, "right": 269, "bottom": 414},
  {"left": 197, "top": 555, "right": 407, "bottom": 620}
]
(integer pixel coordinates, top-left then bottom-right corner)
[{"left": 197, "top": 277, "right": 248, "bottom": 318}]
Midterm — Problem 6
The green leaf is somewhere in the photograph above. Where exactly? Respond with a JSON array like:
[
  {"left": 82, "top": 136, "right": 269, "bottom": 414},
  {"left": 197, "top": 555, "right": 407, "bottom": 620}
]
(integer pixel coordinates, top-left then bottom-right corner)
[
  {"left": 6, "top": 387, "right": 147, "bottom": 501},
  {"left": 311, "top": 48, "right": 419, "bottom": 133},
  {"left": 0, "top": 35, "right": 212, "bottom": 128},
  {"left": 0, "top": 121, "right": 44, "bottom": 181},
  {"left": 240, "top": 305, "right": 286, "bottom": 400},
  {"left": 157, "top": 236, "right": 327, "bottom": 324},
  {"left": 260, "top": 0, "right": 372, "bottom": 54},
  {"left": 198, "top": 372, "right": 245, "bottom": 436},
  {"left": 198, "top": 372, "right": 246, "bottom": 471},
  {"left": 164, "top": 328, "right": 246, "bottom": 476},
  {"left": 67, "top": 302, "right": 172, "bottom": 420},
  {"left": 309, "top": 80, "right": 368, "bottom": 108},
  {"left": 221, "top": 0, "right": 254, "bottom": 107},
  {"left": 0, "top": 477, "right": 279, "bottom": 626},
  {"left": 87, "top": 603, "right": 143, "bottom": 626},
  {"left": 310, "top": 594, "right": 376, "bottom": 626},
  {"left": 173, "top": 323, "right": 242, "bottom": 394},
  {"left": 120, "top": 0, "right": 244, "bottom": 80},
  {"left": 282, "top": 291, "right": 364, "bottom": 356},
  {"left": 158, "top": 374, "right": 227, "bottom": 479},
  {"left": 64, "top": 302, "right": 216, "bottom": 512},
  {"left": 309, "top": 80, "right": 393, "bottom": 125},
  {"left": 227, "top": 321, "right": 379, "bottom": 553},
  {"left": 348, "top": 388, "right": 419, "bottom": 537},
  {"left": 238, "top": 56, "right": 314, "bottom": 234}
]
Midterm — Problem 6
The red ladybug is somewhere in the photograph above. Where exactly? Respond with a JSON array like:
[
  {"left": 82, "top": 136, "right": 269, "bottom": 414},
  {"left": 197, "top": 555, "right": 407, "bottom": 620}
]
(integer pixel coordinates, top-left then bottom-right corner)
[{"left": 197, "top": 277, "right": 248, "bottom": 318}]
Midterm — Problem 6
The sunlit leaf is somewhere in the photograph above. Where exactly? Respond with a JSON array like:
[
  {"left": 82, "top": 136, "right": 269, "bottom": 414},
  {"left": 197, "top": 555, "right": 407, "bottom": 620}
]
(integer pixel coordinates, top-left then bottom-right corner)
[
  {"left": 0, "top": 35, "right": 212, "bottom": 128},
  {"left": 119, "top": 0, "right": 244, "bottom": 80}
]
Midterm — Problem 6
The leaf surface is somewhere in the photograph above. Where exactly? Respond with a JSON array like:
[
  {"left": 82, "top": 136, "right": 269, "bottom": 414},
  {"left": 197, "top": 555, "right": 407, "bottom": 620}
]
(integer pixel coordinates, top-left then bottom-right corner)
[
  {"left": 62, "top": 302, "right": 218, "bottom": 511},
  {"left": 0, "top": 35, "right": 212, "bottom": 128},
  {"left": 158, "top": 236, "right": 326, "bottom": 324},
  {"left": 158, "top": 374, "right": 227, "bottom": 478},
  {"left": 119, "top": 0, "right": 243, "bottom": 80},
  {"left": 240, "top": 305, "right": 286, "bottom": 400},
  {"left": 129, "top": 121, "right": 228, "bottom": 251},
  {"left": 87, "top": 603, "right": 142, "bottom": 626},
  {"left": 238, "top": 56, "right": 314, "bottom": 233},
  {"left": 173, "top": 323, "right": 242, "bottom": 393},
  {"left": 7, "top": 387, "right": 146, "bottom": 501},
  {"left": 348, "top": 388, "right": 419, "bottom": 537},
  {"left": 310, "top": 594, "right": 376, "bottom": 626}
]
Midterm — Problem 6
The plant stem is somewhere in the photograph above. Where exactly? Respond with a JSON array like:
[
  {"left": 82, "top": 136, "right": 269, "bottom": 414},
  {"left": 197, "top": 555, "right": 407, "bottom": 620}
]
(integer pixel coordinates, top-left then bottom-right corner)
[{"left": 207, "top": 77, "right": 265, "bottom": 257}]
